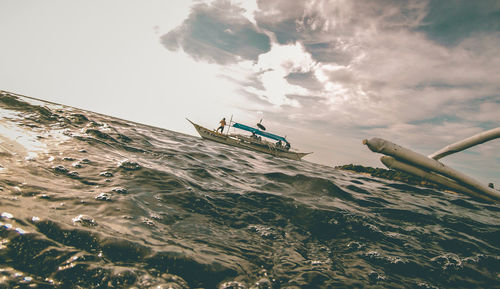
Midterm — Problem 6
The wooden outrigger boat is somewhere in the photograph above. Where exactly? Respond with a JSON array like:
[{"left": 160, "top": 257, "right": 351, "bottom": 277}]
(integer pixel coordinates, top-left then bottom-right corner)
[{"left": 187, "top": 118, "right": 311, "bottom": 161}]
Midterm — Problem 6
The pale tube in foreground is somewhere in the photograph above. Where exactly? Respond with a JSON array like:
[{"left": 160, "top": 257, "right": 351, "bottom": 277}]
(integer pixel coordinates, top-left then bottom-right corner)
[
  {"left": 363, "top": 138, "right": 500, "bottom": 201},
  {"left": 380, "top": 156, "right": 496, "bottom": 202}
]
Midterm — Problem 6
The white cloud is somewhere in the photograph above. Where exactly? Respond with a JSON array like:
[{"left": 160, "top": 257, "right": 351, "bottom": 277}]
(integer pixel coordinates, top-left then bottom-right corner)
[
  {"left": 236, "top": 0, "right": 259, "bottom": 24},
  {"left": 226, "top": 39, "right": 318, "bottom": 107}
]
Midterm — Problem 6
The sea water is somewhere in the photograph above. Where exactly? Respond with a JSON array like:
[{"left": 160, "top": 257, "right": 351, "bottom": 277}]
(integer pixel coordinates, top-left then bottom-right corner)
[{"left": 0, "top": 92, "right": 499, "bottom": 288}]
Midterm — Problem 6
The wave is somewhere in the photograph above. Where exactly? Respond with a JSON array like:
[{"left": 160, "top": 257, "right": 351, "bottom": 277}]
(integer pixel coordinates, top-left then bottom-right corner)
[{"left": 0, "top": 91, "right": 499, "bottom": 288}]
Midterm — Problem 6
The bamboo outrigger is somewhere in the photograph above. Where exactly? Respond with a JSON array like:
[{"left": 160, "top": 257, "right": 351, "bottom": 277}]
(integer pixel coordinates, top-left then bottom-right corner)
[
  {"left": 187, "top": 118, "right": 311, "bottom": 161},
  {"left": 363, "top": 127, "right": 500, "bottom": 202}
]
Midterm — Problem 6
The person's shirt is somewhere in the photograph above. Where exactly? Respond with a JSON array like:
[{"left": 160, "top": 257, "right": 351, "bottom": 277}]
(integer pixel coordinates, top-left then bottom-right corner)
[{"left": 220, "top": 119, "right": 226, "bottom": 126}]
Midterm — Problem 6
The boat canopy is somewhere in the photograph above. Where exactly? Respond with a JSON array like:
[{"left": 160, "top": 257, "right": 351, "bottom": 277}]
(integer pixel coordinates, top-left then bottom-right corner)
[{"left": 232, "top": 122, "right": 288, "bottom": 143}]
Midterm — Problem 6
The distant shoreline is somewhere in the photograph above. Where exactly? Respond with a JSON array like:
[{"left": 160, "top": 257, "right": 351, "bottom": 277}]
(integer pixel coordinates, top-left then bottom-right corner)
[{"left": 335, "top": 164, "right": 447, "bottom": 191}]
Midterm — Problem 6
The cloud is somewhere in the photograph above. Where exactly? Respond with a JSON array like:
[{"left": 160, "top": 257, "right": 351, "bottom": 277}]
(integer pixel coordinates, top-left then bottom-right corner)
[
  {"left": 285, "top": 71, "right": 323, "bottom": 91},
  {"left": 254, "top": 0, "right": 428, "bottom": 55},
  {"left": 161, "top": 0, "right": 500, "bottom": 181},
  {"left": 250, "top": 42, "right": 317, "bottom": 106},
  {"left": 247, "top": 1, "right": 500, "bottom": 130},
  {"left": 416, "top": 0, "right": 500, "bottom": 46},
  {"left": 161, "top": 0, "right": 271, "bottom": 64}
]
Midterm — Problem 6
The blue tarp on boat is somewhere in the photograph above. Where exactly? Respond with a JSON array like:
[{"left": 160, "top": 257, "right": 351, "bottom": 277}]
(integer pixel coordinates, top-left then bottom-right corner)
[{"left": 232, "top": 122, "right": 288, "bottom": 143}]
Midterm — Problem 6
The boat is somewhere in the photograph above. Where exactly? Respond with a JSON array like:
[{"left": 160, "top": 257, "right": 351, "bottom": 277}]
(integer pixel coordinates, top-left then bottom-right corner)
[{"left": 187, "top": 118, "right": 311, "bottom": 160}]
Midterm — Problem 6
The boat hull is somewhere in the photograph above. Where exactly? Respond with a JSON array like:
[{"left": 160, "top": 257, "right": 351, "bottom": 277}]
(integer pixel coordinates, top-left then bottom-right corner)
[{"left": 187, "top": 119, "right": 310, "bottom": 161}]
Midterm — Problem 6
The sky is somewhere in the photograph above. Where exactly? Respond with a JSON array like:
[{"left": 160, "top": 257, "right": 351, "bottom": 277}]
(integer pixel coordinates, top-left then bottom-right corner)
[{"left": 1, "top": 0, "right": 499, "bottom": 186}]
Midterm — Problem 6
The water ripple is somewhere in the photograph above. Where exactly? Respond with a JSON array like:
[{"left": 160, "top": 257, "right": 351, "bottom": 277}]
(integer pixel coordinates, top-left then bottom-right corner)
[{"left": 0, "top": 92, "right": 499, "bottom": 288}]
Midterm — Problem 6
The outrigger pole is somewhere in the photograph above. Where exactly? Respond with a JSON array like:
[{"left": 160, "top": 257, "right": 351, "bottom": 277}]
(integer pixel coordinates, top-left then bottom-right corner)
[
  {"left": 363, "top": 127, "right": 500, "bottom": 202},
  {"left": 429, "top": 127, "right": 500, "bottom": 160}
]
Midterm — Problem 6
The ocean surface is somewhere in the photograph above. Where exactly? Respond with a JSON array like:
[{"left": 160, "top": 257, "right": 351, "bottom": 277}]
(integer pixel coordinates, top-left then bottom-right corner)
[{"left": 0, "top": 91, "right": 499, "bottom": 289}]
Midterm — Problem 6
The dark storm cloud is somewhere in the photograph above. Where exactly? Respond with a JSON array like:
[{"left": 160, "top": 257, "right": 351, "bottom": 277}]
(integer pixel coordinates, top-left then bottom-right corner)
[
  {"left": 416, "top": 0, "right": 500, "bottom": 46},
  {"left": 161, "top": 0, "right": 271, "bottom": 64}
]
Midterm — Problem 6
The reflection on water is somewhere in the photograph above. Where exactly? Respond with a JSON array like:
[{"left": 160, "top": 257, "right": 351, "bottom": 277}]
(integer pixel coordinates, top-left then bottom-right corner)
[{"left": 0, "top": 91, "right": 499, "bottom": 288}]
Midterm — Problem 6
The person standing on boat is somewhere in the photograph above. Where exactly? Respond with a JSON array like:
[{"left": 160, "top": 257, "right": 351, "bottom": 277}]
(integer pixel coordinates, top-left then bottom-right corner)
[{"left": 217, "top": 118, "right": 226, "bottom": 133}]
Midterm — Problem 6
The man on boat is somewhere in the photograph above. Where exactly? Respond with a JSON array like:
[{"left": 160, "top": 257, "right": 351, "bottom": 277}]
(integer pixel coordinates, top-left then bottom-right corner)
[{"left": 217, "top": 118, "right": 226, "bottom": 133}]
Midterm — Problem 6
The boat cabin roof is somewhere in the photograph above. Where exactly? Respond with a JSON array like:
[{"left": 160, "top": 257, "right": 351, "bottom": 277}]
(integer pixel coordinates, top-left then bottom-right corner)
[{"left": 232, "top": 122, "right": 288, "bottom": 144}]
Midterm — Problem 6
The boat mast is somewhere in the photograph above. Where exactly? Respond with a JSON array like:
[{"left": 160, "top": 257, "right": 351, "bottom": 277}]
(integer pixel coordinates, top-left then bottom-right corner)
[{"left": 226, "top": 114, "right": 233, "bottom": 135}]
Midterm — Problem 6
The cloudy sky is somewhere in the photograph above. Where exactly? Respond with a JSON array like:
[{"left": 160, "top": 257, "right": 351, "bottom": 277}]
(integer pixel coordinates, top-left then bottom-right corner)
[{"left": 1, "top": 0, "right": 499, "bottom": 185}]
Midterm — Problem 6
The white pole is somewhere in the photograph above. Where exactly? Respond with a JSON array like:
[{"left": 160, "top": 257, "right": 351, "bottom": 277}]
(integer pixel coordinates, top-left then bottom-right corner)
[{"left": 429, "top": 127, "right": 500, "bottom": 160}]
